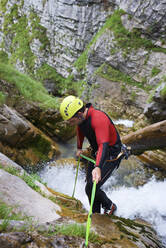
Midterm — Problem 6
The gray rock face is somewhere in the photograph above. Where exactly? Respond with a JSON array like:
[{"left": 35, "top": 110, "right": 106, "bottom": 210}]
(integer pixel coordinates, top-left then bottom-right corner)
[
  {"left": 144, "top": 82, "right": 166, "bottom": 121},
  {"left": 1, "top": 0, "right": 165, "bottom": 77},
  {"left": 0, "top": 105, "right": 33, "bottom": 147},
  {"left": 0, "top": 169, "right": 60, "bottom": 223},
  {"left": 114, "top": 0, "right": 166, "bottom": 38},
  {"left": 0, "top": 152, "right": 24, "bottom": 171},
  {"left": 1, "top": 0, "right": 166, "bottom": 118},
  {"left": 0, "top": 0, "right": 110, "bottom": 77}
]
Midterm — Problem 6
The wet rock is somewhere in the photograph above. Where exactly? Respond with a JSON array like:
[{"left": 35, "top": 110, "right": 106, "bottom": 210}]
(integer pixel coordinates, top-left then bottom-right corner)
[
  {"left": 92, "top": 214, "right": 163, "bottom": 248},
  {"left": 0, "top": 104, "right": 32, "bottom": 147},
  {"left": 0, "top": 232, "right": 32, "bottom": 248},
  {"left": 0, "top": 104, "right": 60, "bottom": 166},
  {"left": 0, "top": 169, "right": 60, "bottom": 223},
  {"left": 0, "top": 231, "right": 98, "bottom": 248},
  {"left": 144, "top": 82, "right": 166, "bottom": 122},
  {"left": 138, "top": 149, "right": 166, "bottom": 172}
]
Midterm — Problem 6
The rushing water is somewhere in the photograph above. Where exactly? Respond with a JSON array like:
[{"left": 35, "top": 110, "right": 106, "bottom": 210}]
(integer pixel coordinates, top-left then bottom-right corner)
[
  {"left": 39, "top": 162, "right": 166, "bottom": 247},
  {"left": 39, "top": 119, "right": 166, "bottom": 246}
]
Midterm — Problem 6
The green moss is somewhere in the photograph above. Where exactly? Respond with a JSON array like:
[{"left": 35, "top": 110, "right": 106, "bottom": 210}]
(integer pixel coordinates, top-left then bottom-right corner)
[
  {"left": 151, "top": 66, "right": 161, "bottom": 77},
  {"left": 3, "top": 4, "right": 36, "bottom": 73},
  {"left": 28, "top": 134, "right": 51, "bottom": 160},
  {"left": 29, "top": 11, "right": 50, "bottom": 51},
  {"left": 148, "top": 76, "right": 166, "bottom": 102},
  {"left": 0, "top": 91, "right": 6, "bottom": 105},
  {"left": 74, "top": 9, "right": 166, "bottom": 73},
  {"left": 0, "top": 51, "right": 8, "bottom": 63},
  {"left": 36, "top": 63, "right": 86, "bottom": 97},
  {"left": 2, "top": 3, "right": 50, "bottom": 74},
  {"left": 115, "top": 221, "right": 139, "bottom": 240},
  {"left": 96, "top": 63, "right": 152, "bottom": 90},
  {"left": 160, "top": 83, "right": 166, "bottom": 99},
  {"left": 0, "top": 0, "right": 8, "bottom": 13},
  {"left": 36, "top": 64, "right": 64, "bottom": 83}
]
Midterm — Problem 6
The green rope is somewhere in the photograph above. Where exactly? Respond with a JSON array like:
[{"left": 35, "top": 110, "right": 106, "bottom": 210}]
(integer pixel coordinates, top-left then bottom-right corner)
[
  {"left": 85, "top": 180, "right": 96, "bottom": 247},
  {"left": 80, "top": 154, "right": 95, "bottom": 164},
  {"left": 72, "top": 154, "right": 95, "bottom": 198},
  {"left": 72, "top": 156, "right": 80, "bottom": 198},
  {"left": 79, "top": 154, "right": 96, "bottom": 247}
]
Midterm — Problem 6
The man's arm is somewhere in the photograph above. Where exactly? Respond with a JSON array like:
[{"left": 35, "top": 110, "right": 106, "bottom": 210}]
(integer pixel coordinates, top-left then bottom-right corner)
[{"left": 76, "top": 126, "right": 85, "bottom": 156}]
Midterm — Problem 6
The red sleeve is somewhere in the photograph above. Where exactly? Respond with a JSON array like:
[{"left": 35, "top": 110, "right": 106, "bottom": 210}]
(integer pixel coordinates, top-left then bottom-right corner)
[
  {"left": 91, "top": 111, "right": 117, "bottom": 167},
  {"left": 76, "top": 126, "right": 84, "bottom": 149}
]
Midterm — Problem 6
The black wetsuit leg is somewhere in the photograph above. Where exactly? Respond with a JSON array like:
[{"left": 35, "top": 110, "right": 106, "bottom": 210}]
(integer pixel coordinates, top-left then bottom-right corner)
[{"left": 85, "top": 158, "right": 121, "bottom": 213}]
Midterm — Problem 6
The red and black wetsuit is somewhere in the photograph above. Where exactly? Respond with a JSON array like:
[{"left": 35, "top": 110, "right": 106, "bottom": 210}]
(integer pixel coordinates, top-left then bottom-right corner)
[{"left": 77, "top": 103, "right": 122, "bottom": 213}]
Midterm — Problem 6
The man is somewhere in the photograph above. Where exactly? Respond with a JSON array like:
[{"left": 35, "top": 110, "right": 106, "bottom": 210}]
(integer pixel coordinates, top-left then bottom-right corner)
[{"left": 60, "top": 95, "right": 124, "bottom": 215}]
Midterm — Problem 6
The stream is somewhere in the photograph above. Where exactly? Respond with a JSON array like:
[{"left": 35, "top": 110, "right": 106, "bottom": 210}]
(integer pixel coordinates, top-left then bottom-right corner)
[{"left": 38, "top": 119, "right": 166, "bottom": 247}]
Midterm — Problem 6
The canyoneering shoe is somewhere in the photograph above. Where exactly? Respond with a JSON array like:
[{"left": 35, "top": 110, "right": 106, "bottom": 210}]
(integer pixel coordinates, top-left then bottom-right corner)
[{"left": 104, "top": 203, "right": 117, "bottom": 215}]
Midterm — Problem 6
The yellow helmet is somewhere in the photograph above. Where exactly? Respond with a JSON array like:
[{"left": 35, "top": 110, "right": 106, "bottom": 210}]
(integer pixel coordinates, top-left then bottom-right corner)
[{"left": 60, "top": 95, "right": 83, "bottom": 120}]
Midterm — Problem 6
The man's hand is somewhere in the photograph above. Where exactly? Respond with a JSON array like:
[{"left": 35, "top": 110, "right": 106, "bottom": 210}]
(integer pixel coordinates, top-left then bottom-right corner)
[
  {"left": 92, "top": 167, "right": 101, "bottom": 184},
  {"left": 76, "top": 149, "right": 83, "bottom": 158}
]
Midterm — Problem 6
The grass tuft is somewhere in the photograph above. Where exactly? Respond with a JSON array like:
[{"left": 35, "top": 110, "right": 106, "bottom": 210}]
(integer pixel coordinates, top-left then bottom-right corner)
[
  {"left": 0, "top": 62, "right": 59, "bottom": 109},
  {"left": 54, "top": 223, "right": 100, "bottom": 244}
]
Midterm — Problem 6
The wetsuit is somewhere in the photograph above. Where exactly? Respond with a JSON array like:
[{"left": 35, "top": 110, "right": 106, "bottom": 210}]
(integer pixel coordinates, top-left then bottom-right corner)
[{"left": 77, "top": 103, "right": 122, "bottom": 213}]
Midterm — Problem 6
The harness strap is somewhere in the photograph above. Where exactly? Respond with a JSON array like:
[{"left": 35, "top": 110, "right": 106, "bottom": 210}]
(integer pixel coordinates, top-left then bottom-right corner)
[{"left": 106, "top": 151, "right": 124, "bottom": 162}]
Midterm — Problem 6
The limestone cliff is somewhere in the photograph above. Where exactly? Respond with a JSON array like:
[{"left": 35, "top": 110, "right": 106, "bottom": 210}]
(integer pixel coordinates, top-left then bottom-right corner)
[{"left": 0, "top": 0, "right": 166, "bottom": 119}]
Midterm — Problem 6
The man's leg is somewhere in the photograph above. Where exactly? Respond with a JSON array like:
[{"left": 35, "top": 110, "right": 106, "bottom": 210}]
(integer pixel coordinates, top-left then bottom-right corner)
[
  {"left": 85, "top": 158, "right": 122, "bottom": 213},
  {"left": 85, "top": 162, "right": 101, "bottom": 213},
  {"left": 96, "top": 160, "right": 118, "bottom": 210}
]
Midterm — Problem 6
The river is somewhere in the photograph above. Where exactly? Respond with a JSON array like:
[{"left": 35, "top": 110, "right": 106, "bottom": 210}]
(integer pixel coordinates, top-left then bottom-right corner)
[{"left": 39, "top": 119, "right": 166, "bottom": 247}]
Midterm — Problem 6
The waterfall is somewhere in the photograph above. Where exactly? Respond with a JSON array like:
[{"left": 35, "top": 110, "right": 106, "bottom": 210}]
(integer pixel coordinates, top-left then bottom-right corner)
[
  {"left": 39, "top": 163, "right": 166, "bottom": 246},
  {"left": 39, "top": 119, "right": 166, "bottom": 246}
]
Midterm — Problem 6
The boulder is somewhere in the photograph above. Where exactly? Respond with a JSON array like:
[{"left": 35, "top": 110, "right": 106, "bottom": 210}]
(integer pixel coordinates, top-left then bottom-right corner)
[
  {"left": 0, "top": 169, "right": 60, "bottom": 224},
  {"left": 0, "top": 104, "right": 60, "bottom": 166}
]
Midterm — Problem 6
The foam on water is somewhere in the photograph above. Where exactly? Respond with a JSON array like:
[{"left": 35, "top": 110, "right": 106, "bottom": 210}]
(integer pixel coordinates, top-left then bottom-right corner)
[
  {"left": 39, "top": 164, "right": 166, "bottom": 246},
  {"left": 114, "top": 119, "right": 134, "bottom": 127}
]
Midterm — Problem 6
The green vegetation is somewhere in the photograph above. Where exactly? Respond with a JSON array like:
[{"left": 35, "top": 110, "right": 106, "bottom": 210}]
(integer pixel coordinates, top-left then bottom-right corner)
[
  {"left": 151, "top": 66, "right": 161, "bottom": 77},
  {"left": 74, "top": 9, "right": 166, "bottom": 76},
  {"left": 0, "top": 50, "right": 8, "bottom": 63},
  {"left": 0, "top": 3, "right": 85, "bottom": 98},
  {"left": 29, "top": 134, "right": 51, "bottom": 160},
  {"left": 21, "top": 173, "right": 43, "bottom": 192},
  {"left": 36, "top": 64, "right": 65, "bottom": 85},
  {"left": 54, "top": 223, "right": 100, "bottom": 244},
  {"left": 0, "top": 200, "right": 29, "bottom": 231},
  {"left": 35, "top": 64, "right": 85, "bottom": 96},
  {"left": 2, "top": 3, "right": 50, "bottom": 74},
  {"left": 0, "top": 91, "right": 6, "bottom": 105},
  {"left": 2, "top": 165, "right": 44, "bottom": 193},
  {"left": 3, "top": 4, "right": 36, "bottom": 73},
  {"left": 160, "top": 76, "right": 166, "bottom": 99},
  {"left": 0, "top": 0, "right": 8, "bottom": 13},
  {"left": 147, "top": 76, "right": 166, "bottom": 102},
  {"left": 29, "top": 11, "right": 50, "bottom": 51},
  {"left": 36, "top": 63, "right": 86, "bottom": 97},
  {"left": 0, "top": 62, "right": 59, "bottom": 109},
  {"left": 96, "top": 63, "right": 152, "bottom": 90}
]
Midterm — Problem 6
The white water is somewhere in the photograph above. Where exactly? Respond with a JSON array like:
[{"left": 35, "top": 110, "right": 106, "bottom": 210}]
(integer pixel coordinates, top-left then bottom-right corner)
[
  {"left": 39, "top": 164, "right": 166, "bottom": 246},
  {"left": 114, "top": 119, "right": 134, "bottom": 127}
]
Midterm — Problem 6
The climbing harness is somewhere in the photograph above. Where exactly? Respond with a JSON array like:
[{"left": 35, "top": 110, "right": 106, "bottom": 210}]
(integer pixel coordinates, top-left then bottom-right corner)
[{"left": 80, "top": 144, "right": 131, "bottom": 164}]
